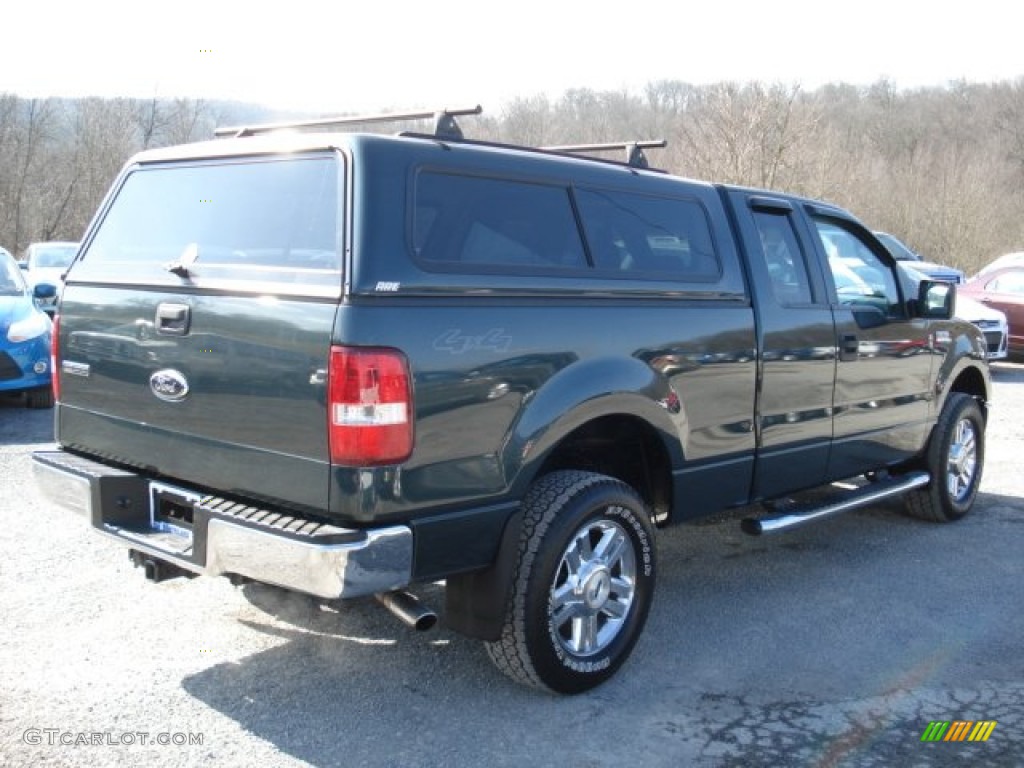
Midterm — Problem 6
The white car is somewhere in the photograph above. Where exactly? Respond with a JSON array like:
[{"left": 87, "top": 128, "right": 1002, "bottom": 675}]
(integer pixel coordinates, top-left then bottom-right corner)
[
  {"left": 956, "top": 293, "right": 1009, "bottom": 361},
  {"left": 21, "top": 241, "right": 79, "bottom": 314},
  {"left": 874, "top": 231, "right": 966, "bottom": 284}
]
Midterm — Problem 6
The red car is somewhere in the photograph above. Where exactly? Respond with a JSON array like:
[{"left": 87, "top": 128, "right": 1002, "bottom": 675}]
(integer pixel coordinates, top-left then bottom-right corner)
[{"left": 960, "top": 264, "right": 1024, "bottom": 359}]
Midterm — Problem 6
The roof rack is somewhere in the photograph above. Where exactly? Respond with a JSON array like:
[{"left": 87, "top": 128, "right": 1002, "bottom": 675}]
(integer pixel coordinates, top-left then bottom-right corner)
[
  {"left": 213, "top": 105, "right": 483, "bottom": 140},
  {"left": 540, "top": 140, "right": 667, "bottom": 169}
]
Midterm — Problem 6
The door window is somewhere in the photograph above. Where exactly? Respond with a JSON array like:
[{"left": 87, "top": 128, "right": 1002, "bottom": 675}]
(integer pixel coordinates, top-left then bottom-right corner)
[
  {"left": 815, "top": 220, "right": 900, "bottom": 315},
  {"left": 752, "top": 211, "right": 812, "bottom": 305}
]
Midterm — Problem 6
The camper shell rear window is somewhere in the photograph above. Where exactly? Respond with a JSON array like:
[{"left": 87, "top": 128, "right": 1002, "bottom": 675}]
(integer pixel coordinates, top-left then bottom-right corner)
[{"left": 76, "top": 154, "right": 342, "bottom": 294}]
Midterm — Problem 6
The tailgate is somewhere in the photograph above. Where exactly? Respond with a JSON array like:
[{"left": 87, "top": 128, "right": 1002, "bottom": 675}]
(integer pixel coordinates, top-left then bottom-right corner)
[{"left": 55, "top": 152, "right": 343, "bottom": 513}]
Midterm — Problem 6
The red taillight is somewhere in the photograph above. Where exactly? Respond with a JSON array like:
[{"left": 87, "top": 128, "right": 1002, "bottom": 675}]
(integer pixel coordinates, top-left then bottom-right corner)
[
  {"left": 328, "top": 346, "right": 413, "bottom": 466},
  {"left": 50, "top": 314, "right": 60, "bottom": 402}
]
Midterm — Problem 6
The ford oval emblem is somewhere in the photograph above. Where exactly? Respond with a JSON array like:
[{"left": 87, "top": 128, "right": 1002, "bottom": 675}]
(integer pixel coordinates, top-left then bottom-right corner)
[{"left": 149, "top": 369, "right": 189, "bottom": 402}]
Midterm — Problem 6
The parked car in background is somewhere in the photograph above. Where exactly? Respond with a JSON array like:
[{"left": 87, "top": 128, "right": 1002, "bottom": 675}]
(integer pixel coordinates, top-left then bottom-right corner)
[
  {"left": 874, "top": 231, "right": 965, "bottom": 284},
  {"left": 956, "top": 294, "right": 1009, "bottom": 361},
  {"left": 960, "top": 265, "right": 1024, "bottom": 359},
  {"left": 898, "top": 263, "right": 1008, "bottom": 360},
  {"left": 976, "top": 251, "right": 1024, "bottom": 277},
  {"left": 0, "top": 245, "right": 13, "bottom": 261},
  {"left": 21, "top": 241, "right": 79, "bottom": 316},
  {"left": 0, "top": 249, "right": 56, "bottom": 408}
]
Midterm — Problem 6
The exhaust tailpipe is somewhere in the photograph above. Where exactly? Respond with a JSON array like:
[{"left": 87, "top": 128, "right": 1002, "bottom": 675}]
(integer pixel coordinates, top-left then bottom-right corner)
[{"left": 375, "top": 590, "right": 437, "bottom": 632}]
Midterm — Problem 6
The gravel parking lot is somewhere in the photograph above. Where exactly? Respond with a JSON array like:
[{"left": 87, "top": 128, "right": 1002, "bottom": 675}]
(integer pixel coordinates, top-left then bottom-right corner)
[{"left": 2, "top": 364, "right": 1022, "bottom": 768}]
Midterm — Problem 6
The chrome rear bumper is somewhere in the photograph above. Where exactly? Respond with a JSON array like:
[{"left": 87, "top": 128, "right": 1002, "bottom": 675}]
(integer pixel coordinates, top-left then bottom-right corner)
[{"left": 32, "top": 450, "right": 412, "bottom": 599}]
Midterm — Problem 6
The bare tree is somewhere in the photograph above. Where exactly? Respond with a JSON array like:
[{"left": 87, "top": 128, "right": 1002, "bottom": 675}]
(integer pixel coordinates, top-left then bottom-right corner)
[
  {"left": 995, "top": 78, "right": 1024, "bottom": 180},
  {"left": 7, "top": 98, "right": 58, "bottom": 253},
  {"left": 3, "top": 80, "right": 1024, "bottom": 270},
  {"left": 495, "top": 95, "right": 553, "bottom": 147},
  {"left": 165, "top": 98, "right": 212, "bottom": 145},
  {"left": 135, "top": 97, "right": 170, "bottom": 149},
  {"left": 672, "top": 82, "right": 811, "bottom": 189}
]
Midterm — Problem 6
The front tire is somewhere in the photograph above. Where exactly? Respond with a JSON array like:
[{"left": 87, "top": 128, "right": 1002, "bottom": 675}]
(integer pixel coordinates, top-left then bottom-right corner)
[
  {"left": 485, "top": 471, "right": 656, "bottom": 694},
  {"left": 905, "top": 393, "right": 984, "bottom": 522}
]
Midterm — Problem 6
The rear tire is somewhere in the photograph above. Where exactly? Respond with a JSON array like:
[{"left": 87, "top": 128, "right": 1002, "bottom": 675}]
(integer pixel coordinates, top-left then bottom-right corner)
[
  {"left": 905, "top": 393, "right": 984, "bottom": 522},
  {"left": 485, "top": 471, "right": 656, "bottom": 694},
  {"left": 25, "top": 386, "right": 54, "bottom": 409}
]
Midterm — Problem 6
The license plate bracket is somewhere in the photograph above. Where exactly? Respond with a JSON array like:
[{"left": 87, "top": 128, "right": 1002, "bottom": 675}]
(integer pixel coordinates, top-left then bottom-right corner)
[{"left": 149, "top": 482, "right": 201, "bottom": 539}]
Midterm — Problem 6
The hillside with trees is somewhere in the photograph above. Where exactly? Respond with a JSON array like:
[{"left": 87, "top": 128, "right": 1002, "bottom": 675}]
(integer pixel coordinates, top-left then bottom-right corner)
[{"left": 3, "top": 78, "right": 1023, "bottom": 273}]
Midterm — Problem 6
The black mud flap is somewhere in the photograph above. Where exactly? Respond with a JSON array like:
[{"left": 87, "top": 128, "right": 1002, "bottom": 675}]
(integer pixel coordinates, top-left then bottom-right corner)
[{"left": 444, "top": 510, "right": 523, "bottom": 641}]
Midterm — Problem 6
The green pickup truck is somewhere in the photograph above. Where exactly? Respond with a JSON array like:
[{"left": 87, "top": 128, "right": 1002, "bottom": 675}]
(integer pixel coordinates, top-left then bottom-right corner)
[{"left": 34, "top": 108, "right": 991, "bottom": 693}]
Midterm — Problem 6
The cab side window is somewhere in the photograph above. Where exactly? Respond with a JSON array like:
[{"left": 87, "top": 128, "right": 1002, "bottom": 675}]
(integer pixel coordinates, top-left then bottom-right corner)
[
  {"left": 814, "top": 219, "right": 900, "bottom": 314},
  {"left": 752, "top": 211, "right": 812, "bottom": 305}
]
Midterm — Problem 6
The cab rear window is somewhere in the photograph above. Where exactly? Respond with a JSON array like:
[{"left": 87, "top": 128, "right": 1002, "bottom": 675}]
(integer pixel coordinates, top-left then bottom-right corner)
[{"left": 77, "top": 155, "right": 341, "bottom": 293}]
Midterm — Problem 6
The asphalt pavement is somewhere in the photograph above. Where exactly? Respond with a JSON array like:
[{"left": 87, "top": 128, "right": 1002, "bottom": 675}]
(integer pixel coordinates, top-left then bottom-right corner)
[{"left": 1, "top": 364, "right": 1022, "bottom": 767}]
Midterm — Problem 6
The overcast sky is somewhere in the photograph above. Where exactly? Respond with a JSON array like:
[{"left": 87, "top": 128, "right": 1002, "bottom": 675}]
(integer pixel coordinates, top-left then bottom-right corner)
[{"left": 3, "top": 0, "right": 1020, "bottom": 115}]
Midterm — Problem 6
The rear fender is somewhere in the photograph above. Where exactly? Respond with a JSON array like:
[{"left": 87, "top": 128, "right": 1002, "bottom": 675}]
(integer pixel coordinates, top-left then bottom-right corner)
[{"left": 500, "top": 356, "right": 683, "bottom": 498}]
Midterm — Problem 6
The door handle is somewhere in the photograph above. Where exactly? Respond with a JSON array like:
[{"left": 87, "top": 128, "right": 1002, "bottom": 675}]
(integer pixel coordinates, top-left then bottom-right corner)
[
  {"left": 839, "top": 333, "right": 858, "bottom": 361},
  {"left": 156, "top": 303, "right": 191, "bottom": 336}
]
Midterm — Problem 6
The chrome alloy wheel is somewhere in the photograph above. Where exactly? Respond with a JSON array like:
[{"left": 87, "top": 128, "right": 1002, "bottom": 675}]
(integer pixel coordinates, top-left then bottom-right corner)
[
  {"left": 549, "top": 516, "right": 636, "bottom": 658},
  {"left": 946, "top": 417, "right": 978, "bottom": 502}
]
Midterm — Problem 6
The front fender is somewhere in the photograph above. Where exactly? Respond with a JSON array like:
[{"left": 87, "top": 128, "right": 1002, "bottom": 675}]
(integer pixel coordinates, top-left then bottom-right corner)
[{"left": 932, "top": 320, "right": 991, "bottom": 416}]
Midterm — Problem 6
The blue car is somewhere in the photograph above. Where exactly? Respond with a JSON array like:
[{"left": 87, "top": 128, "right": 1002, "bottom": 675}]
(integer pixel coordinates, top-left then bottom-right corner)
[{"left": 1, "top": 249, "right": 56, "bottom": 408}]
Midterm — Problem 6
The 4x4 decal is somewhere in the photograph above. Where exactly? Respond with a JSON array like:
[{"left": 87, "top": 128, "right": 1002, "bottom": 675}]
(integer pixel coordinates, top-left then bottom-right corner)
[{"left": 433, "top": 328, "right": 512, "bottom": 355}]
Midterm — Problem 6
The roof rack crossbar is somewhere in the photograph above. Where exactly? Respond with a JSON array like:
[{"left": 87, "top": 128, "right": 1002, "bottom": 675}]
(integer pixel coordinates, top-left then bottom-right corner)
[
  {"left": 540, "top": 140, "right": 667, "bottom": 169},
  {"left": 213, "top": 105, "right": 483, "bottom": 140}
]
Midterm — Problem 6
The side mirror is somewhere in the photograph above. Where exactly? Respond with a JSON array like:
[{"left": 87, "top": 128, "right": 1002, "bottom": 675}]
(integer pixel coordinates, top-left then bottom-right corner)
[
  {"left": 916, "top": 280, "right": 953, "bottom": 319},
  {"left": 852, "top": 304, "right": 887, "bottom": 329},
  {"left": 33, "top": 282, "right": 57, "bottom": 300},
  {"left": 19, "top": 262, "right": 28, "bottom": 270}
]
